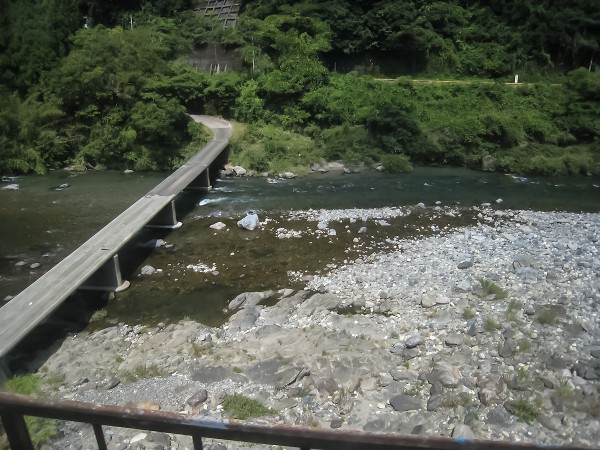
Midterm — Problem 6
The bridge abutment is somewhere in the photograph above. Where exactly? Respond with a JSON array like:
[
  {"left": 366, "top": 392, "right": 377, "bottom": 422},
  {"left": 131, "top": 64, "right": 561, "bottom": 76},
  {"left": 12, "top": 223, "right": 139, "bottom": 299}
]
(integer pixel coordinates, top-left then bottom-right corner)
[
  {"left": 147, "top": 200, "right": 182, "bottom": 229},
  {"left": 80, "top": 254, "right": 130, "bottom": 292}
]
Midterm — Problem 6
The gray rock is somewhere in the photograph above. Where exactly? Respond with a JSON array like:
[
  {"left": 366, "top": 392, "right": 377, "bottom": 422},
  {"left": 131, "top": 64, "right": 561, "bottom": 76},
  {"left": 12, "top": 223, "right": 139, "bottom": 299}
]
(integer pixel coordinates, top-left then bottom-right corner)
[
  {"left": 237, "top": 210, "right": 260, "bottom": 230},
  {"left": 428, "top": 363, "right": 461, "bottom": 388},
  {"left": 445, "top": 333, "right": 464, "bottom": 346},
  {"left": 210, "top": 222, "right": 227, "bottom": 230},
  {"left": 141, "top": 265, "right": 156, "bottom": 276},
  {"left": 455, "top": 279, "right": 472, "bottom": 292},
  {"left": 421, "top": 295, "right": 437, "bottom": 308},
  {"left": 499, "top": 338, "right": 515, "bottom": 358},
  {"left": 402, "top": 348, "right": 420, "bottom": 360},
  {"left": 330, "top": 417, "right": 343, "bottom": 429},
  {"left": 104, "top": 377, "right": 120, "bottom": 390},
  {"left": 389, "top": 368, "right": 417, "bottom": 382},
  {"left": 186, "top": 389, "right": 208, "bottom": 407},
  {"left": 486, "top": 406, "right": 516, "bottom": 427},
  {"left": 227, "top": 305, "right": 261, "bottom": 332},
  {"left": 405, "top": 334, "right": 425, "bottom": 349},
  {"left": 228, "top": 291, "right": 266, "bottom": 310},
  {"left": 296, "top": 293, "right": 341, "bottom": 316},
  {"left": 2, "top": 184, "right": 19, "bottom": 190},
  {"left": 591, "top": 348, "right": 600, "bottom": 358},
  {"left": 30, "top": 262, "right": 41, "bottom": 269},
  {"left": 358, "top": 227, "right": 368, "bottom": 234},
  {"left": 427, "top": 395, "right": 443, "bottom": 411},
  {"left": 317, "top": 377, "right": 339, "bottom": 395},
  {"left": 457, "top": 260, "right": 473, "bottom": 269},
  {"left": 411, "top": 424, "right": 426, "bottom": 435},
  {"left": 477, "top": 374, "right": 507, "bottom": 406},
  {"left": 389, "top": 394, "right": 422, "bottom": 412},
  {"left": 191, "top": 366, "right": 244, "bottom": 383},
  {"left": 452, "top": 424, "right": 476, "bottom": 439},
  {"left": 232, "top": 166, "right": 246, "bottom": 176}
]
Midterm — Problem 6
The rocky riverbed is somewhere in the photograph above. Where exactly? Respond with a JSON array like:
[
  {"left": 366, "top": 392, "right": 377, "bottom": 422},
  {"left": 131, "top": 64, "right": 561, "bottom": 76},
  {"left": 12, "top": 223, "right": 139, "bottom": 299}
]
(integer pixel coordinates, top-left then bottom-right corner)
[{"left": 33, "top": 205, "right": 599, "bottom": 449}]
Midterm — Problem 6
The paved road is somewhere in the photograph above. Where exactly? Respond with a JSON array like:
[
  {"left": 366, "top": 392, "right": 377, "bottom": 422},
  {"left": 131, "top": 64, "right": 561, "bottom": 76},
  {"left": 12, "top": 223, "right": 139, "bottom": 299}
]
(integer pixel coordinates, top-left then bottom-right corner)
[{"left": 0, "top": 116, "right": 231, "bottom": 359}]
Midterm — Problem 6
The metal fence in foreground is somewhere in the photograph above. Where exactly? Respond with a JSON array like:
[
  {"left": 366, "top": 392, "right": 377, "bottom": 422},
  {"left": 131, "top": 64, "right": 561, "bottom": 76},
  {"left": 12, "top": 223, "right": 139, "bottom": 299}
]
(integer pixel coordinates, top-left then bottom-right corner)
[{"left": 0, "top": 392, "right": 589, "bottom": 450}]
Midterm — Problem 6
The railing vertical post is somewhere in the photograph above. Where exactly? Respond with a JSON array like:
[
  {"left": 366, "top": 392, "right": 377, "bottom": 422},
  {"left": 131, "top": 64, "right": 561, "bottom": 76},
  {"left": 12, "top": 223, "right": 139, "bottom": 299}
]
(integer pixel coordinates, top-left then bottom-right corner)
[
  {"left": 1, "top": 413, "right": 35, "bottom": 450},
  {"left": 93, "top": 423, "right": 108, "bottom": 450},
  {"left": 192, "top": 434, "right": 204, "bottom": 449}
]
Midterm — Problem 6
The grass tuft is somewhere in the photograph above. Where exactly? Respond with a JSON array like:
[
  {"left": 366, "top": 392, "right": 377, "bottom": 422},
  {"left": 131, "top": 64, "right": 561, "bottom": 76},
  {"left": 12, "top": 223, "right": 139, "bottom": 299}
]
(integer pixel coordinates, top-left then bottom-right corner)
[
  {"left": 221, "top": 394, "right": 274, "bottom": 420},
  {"left": 480, "top": 279, "right": 508, "bottom": 300},
  {"left": 506, "top": 399, "right": 541, "bottom": 424}
]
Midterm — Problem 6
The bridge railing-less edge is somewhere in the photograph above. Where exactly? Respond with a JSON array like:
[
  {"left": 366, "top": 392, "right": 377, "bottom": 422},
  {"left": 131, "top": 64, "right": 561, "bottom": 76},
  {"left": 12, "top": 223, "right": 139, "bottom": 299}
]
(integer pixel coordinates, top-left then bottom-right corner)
[{"left": 0, "top": 392, "right": 586, "bottom": 450}]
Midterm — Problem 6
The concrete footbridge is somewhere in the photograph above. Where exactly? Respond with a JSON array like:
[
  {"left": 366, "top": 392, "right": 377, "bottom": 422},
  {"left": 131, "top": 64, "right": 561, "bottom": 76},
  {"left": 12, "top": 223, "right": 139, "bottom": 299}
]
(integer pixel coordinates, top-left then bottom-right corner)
[{"left": 0, "top": 116, "right": 231, "bottom": 375}]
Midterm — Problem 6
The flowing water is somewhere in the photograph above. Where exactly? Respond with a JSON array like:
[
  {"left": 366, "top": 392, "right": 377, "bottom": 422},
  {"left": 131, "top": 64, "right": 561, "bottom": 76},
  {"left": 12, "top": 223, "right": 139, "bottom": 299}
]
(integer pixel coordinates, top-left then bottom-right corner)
[{"left": 1, "top": 167, "right": 599, "bottom": 331}]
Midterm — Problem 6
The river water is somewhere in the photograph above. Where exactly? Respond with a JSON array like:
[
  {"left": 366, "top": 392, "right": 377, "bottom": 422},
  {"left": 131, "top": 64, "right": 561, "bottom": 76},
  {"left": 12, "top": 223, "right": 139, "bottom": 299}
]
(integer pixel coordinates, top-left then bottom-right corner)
[{"left": 1, "top": 167, "right": 599, "bottom": 330}]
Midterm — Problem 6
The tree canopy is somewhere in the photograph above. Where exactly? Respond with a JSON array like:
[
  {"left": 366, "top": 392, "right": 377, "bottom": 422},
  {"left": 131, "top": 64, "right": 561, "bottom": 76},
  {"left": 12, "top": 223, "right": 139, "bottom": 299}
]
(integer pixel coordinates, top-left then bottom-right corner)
[{"left": 0, "top": 0, "right": 599, "bottom": 176}]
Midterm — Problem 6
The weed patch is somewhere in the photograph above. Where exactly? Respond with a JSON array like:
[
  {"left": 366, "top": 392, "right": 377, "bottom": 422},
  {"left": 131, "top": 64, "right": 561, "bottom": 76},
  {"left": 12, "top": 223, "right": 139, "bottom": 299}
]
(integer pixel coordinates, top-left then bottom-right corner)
[
  {"left": 506, "top": 399, "right": 541, "bottom": 423},
  {"left": 221, "top": 395, "right": 274, "bottom": 420},
  {"left": 2, "top": 374, "right": 57, "bottom": 447},
  {"left": 480, "top": 279, "right": 508, "bottom": 300}
]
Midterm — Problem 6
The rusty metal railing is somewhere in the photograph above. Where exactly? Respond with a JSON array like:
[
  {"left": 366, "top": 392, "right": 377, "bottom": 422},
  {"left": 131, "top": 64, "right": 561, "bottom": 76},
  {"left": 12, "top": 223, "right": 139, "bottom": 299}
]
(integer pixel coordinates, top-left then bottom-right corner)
[{"left": 0, "top": 392, "right": 588, "bottom": 450}]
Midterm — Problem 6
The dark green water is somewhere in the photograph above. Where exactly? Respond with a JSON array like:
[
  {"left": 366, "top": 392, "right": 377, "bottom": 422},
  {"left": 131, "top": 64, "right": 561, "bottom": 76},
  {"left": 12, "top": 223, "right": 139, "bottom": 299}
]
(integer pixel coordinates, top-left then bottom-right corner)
[{"left": 1, "top": 167, "right": 599, "bottom": 328}]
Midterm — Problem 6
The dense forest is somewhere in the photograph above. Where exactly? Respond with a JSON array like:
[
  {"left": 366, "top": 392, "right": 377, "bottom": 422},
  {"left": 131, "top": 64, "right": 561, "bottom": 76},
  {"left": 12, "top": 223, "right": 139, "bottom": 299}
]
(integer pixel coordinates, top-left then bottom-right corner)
[{"left": 0, "top": 0, "right": 599, "bottom": 176}]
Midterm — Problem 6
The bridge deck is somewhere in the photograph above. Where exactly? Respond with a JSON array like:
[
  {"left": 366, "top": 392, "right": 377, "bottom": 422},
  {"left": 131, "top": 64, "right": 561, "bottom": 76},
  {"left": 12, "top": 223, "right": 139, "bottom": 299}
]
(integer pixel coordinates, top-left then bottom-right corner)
[{"left": 0, "top": 116, "right": 231, "bottom": 359}]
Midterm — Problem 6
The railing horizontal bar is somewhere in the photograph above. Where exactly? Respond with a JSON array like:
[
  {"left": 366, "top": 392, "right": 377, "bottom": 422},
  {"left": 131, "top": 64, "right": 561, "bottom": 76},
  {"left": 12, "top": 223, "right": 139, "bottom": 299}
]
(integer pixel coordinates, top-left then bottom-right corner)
[{"left": 0, "top": 393, "right": 582, "bottom": 450}]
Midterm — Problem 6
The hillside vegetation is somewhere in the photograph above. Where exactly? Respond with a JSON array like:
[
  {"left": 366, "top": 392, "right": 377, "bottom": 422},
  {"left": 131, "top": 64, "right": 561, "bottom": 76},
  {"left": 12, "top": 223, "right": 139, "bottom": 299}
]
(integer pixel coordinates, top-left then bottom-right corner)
[{"left": 0, "top": 0, "right": 599, "bottom": 175}]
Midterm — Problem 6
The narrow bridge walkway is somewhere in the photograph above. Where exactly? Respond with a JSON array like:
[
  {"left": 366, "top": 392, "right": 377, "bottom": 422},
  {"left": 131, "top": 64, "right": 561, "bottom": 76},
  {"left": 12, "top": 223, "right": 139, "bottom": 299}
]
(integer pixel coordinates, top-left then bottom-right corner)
[{"left": 0, "top": 116, "right": 231, "bottom": 365}]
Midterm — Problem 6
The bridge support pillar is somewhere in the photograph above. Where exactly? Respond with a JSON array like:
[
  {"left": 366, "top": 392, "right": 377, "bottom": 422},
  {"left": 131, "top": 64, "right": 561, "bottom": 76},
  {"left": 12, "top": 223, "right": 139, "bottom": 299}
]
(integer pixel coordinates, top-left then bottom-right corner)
[
  {"left": 188, "top": 168, "right": 212, "bottom": 191},
  {"left": 80, "top": 254, "right": 130, "bottom": 292},
  {"left": 146, "top": 200, "right": 182, "bottom": 229},
  {"left": 0, "top": 357, "right": 11, "bottom": 385}
]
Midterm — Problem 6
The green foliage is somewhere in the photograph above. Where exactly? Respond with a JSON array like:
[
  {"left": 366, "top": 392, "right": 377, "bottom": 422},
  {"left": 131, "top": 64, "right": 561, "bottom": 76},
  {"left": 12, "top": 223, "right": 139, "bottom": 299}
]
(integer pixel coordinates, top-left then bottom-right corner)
[
  {"left": 483, "top": 317, "right": 501, "bottom": 332},
  {"left": 506, "top": 399, "right": 541, "bottom": 424},
  {"left": 480, "top": 279, "right": 508, "bottom": 300},
  {"left": 5, "top": 373, "right": 40, "bottom": 395},
  {"left": 505, "top": 299, "right": 523, "bottom": 322},
  {"left": 1, "top": 0, "right": 599, "bottom": 176},
  {"left": 221, "top": 394, "right": 274, "bottom": 420},
  {"left": 535, "top": 307, "right": 560, "bottom": 326},
  {"left": 517, "top": 338, "right": 532, "bottom": 353},
  {"left": 120, "top": 364, "right": 166, "bottom": 383},
  {"left": 3, "top": 374, "right": 57, "bottom": 448},
  {"left": 230, "top": 124, "right": 321, "bottom": 174},
  {"left": 463, "top": 307, "right": 476, "bottom": 320},
  {"left": 380, "top": 154, "right": 413, "bottom": 174}
]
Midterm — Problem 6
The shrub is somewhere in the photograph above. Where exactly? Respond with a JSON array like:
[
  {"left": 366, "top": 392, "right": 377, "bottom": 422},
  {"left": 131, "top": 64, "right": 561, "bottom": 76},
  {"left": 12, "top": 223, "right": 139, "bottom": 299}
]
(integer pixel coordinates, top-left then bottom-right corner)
[
  {"left": 506, "top": 399, "right": 541, "bottom": 424},
  {"left": 535, "top": 308, "right": 559, "bottom": 326},
  {"left": 380, "top": 154, "right": 413, "bottom": 174},
  {"left": 463, "top": 307, "right": 476, "bottom": 320},
  {"left": 221, "top": 395, "right": 274, "bottom": 420},
  {"left": 3, "top": 374, "right": 57, "bottom": 447},
  {"left": 483, "top": 317, "right": 501, "bottom": 332},
  {"left": 480, "top": 279, "right": 508, "bottom": 300}
]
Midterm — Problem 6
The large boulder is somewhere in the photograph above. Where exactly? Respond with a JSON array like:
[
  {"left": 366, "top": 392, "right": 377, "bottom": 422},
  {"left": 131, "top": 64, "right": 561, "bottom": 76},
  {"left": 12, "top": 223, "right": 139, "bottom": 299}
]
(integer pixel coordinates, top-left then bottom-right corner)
[{"left": 237, "top": 210, "right": 260, "bottom": 231}]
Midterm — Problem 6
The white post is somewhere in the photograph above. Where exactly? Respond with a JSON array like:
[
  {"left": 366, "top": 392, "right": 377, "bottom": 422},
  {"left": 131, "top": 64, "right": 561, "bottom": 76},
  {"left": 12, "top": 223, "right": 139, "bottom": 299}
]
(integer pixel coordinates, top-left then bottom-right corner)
[{"left": 514, "top": 74, "right": 519, "bottom": 84}]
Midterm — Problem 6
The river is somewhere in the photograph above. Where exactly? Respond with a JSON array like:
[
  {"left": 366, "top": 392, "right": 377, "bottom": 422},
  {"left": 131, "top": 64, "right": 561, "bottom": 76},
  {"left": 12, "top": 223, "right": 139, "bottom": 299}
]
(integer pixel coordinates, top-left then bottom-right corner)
[{"left": 1, "top": 167, "right": 599, "bottom": 330}]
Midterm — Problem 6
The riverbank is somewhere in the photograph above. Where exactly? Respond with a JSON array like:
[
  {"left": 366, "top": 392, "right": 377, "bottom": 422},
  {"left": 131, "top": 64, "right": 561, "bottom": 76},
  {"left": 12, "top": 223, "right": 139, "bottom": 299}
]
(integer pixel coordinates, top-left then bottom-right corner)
[{"left": 31, "top": 206, "right": 599, "bottom": 449}]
